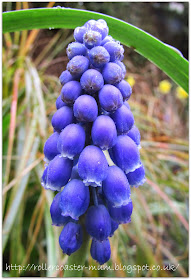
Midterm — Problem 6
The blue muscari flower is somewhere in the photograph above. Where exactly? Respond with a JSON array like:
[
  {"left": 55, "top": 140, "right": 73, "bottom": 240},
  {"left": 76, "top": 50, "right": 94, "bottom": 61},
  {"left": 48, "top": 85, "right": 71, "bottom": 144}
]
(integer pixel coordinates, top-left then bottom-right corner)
[
  {"left": 67, "top": 55, "right": 89, "bottom": 78},
  {"left": 78, "top": 145, "right": 108, "bottom": 187},
  {"left": 86, "top": 19, "right": 109, "bottom": 40},
  {"left": 104, "top": 41, "right": 124, "bottom": 62},
  {"left": 80, "top": 69, "right": 104, "bottom": 94},
  {"left": 91, "top": 115, "right": 117, "bottom": 150},
  {"left": 42, "top": 18, "right": 146, "bottom": 264},
  {"left": 50, "top": 192, "right": 72, "bottom": 226},
  {"left": 102, "top": 62, "right": 123, "bottom": 84},
  {"left": 74, "top": 26, "right": 87, "bottom": 43},
  {"left": 115, "top": 80, "right": 132, "bottom": 101},
  {"left": 107, "top": 199, "right": 133, "bottom": 224},
  {"left": 89, "top": 46, "right": 110, "bottom": 68},
  {"left": 83, "top": 30, "right": 102, "bottom": 49},
  {"left": 110, "top": 104, "right": 134, "bottom": 135},
  {"left": 73, "top": 95, "right": 98, "bottom": 122},
  {"left": 102, "top": 165, "right": 131, "bottom": 207},
  {"left": 57, "top": 123, "right": 86, "bottom": 160},
  {"left": 127, "top": 125, "right": 141, "bottom": 148},
  {"left": 99, "top": 84, "right": 123, "bottom": 112},
  {"left": 43, "top": 132, "right": 60, "bottom": 162},
  {"left": 56, "top": 94, "right": 66, "bottom": 109},
  {"left": 61, "top": 80, "right": 82, "bottom": 105},
  {"left": 109, "top": 135, "right": 141, "bottom": 174},
  {"left": 85, "top": 204, "right": 111, "bottom": 241},
  {"left": 126, "top": 164, "right": 146, "bottom": 187},
  {"left": 59, "top": 179, "right": 90, "bottom": 220},
  {"left": 45, "top": 155, "right": 73, "bottom": 191},
  {"left": 59, "top": 222, "right": 83, "bottom": 255},
  {"left": 59, "top": 70, "right": 74, "bottom": 86},
  {"left": 51, "top": 106, "right": 74, "bottom": 133},
  {"left": 66, "top": 42, "right": 87, "bottom": 60},
  {"left": 90, "top": 238, "right": 111, "bottom": 265}
]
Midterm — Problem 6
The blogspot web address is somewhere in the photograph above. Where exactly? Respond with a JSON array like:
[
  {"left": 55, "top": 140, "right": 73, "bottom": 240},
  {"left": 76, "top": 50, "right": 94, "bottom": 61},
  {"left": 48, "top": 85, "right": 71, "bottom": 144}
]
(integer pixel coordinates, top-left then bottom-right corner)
[{"left": 5, "top": 263, "right": 179, "bottom": 274}]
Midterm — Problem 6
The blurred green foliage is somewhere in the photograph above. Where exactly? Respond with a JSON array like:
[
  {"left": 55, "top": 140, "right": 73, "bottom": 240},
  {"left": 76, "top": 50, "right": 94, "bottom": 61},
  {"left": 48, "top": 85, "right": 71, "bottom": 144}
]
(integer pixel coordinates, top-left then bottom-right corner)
[{"left": 2, "top": 2, "right": 188, "bottom": 277}]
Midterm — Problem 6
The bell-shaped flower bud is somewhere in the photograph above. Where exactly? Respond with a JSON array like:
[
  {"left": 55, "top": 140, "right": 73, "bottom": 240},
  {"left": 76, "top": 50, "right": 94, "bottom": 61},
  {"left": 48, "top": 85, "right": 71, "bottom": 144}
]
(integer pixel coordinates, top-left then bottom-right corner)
[
  {"left": 45, "top": 155, "right": 73, "bottom": 191},
  {"left": 61, "top": 81, "right": 82, "bottom": 105},
  {"left": 115, "top": 80, "right": 132, "bottom": 101},
  {"left": 51, "top": 106, "right": 74, "bottom": 133},
  {"left": 109, "top": 135, "right": 141, "bottom": 174},
  {"left": 90, "top": 238, "right": 111, "bottom": 265},
  {"left": 102, "top": 165, "right": 131, "bottom": 207},
  {"left": 50, "top": 192, "right": 72, "bottom": 226},
  {"left": 73, "top": 95, "right": 98, "bottom": 122},
  {"left": 57, "top": 124, "right": 86, "bottom": 160},
  {"left": 78, "top": 145, "right": 108, "bottom": 187},
  {"left": 59, "top": 222, "right": 83, "bottom": 255},
  {"left": 59, "top": 179, "right": 90, "bottom": 220},
  {"left": 110, "top": 104, "right": 134, "bottom": 135},
  {"left": 85, "top": 205, "right": 111, "bottom": 241},
  {"left": 91, "top": 115, "right": 117, "bottom": 150},
  {"left": 43, "top": 132, "right": 60, "bottom": 162}
]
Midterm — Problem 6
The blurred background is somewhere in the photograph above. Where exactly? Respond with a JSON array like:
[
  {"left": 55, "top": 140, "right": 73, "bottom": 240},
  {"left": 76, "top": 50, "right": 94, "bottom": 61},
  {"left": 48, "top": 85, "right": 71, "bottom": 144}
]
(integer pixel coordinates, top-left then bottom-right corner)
[{"left": 2, "top": 2, "right": 188, "bottom": 277}]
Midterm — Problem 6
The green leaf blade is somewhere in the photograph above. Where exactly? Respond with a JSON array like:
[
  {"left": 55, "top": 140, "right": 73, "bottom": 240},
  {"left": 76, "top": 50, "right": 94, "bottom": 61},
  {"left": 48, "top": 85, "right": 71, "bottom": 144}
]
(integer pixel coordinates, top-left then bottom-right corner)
[{"left": 3, "top": 8, "right": 188, "bottom": 93}]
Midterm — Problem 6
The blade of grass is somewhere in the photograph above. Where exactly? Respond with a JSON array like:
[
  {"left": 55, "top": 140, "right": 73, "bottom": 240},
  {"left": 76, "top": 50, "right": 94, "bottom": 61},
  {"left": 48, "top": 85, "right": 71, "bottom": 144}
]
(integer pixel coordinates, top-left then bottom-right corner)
[
  {"left": 20, "top": 189, "right": 45, "bottom": 270},
  {"left": 3, "top": 155, "right": 44, "bottom": 195},
  {"left": 17, "top": 2, "right": 55, "bottom": 57},
  {"left": 26, "top": 58, "right": 47, "bottom": 138},
  {"left": 3, "top": 8, "right": 188, "bottom": 92}
]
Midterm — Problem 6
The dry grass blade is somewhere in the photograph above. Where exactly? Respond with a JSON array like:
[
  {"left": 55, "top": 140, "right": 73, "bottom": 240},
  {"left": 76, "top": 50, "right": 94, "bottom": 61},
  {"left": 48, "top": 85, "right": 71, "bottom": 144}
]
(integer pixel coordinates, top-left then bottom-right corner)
[
  {"left": 4, "top": 68, "right": 22, "bottom": 187},
  {"left": 3, "top": 155, "right": 44, "bottom": 195}
]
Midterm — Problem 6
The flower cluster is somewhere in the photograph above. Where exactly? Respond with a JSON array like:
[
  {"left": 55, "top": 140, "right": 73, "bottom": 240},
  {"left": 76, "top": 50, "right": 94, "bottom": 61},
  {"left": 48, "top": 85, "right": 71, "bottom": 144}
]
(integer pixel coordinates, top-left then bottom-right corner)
[{"left": 41, "top": 19, "right": 146, "bottom": 265}]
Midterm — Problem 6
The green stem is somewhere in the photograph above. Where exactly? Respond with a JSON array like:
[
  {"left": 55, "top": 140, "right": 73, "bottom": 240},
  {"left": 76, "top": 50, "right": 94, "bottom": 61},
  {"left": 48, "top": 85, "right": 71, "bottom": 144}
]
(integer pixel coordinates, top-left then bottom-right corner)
[{"left": 64, "top": 229, "right": 90, "bottom": 277}]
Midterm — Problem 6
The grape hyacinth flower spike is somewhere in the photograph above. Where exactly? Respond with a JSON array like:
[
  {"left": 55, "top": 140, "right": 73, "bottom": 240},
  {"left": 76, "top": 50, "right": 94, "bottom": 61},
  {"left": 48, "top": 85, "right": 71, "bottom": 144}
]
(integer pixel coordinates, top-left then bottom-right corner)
[{"left": 41, "top": 18, "right": 145, "bottom": 266}]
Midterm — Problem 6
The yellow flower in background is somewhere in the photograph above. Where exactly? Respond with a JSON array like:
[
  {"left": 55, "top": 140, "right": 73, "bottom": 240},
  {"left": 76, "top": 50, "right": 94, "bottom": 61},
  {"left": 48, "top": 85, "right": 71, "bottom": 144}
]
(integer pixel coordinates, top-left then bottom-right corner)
[
  {"left": 176, "top": 86, "right": 188, "bottom": 99},
  {"left": 126, "top": 76, "right": 135, "bottom": 87},
  {"left": 158, "top": 80, "right": 172, "bottom": 94}
]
